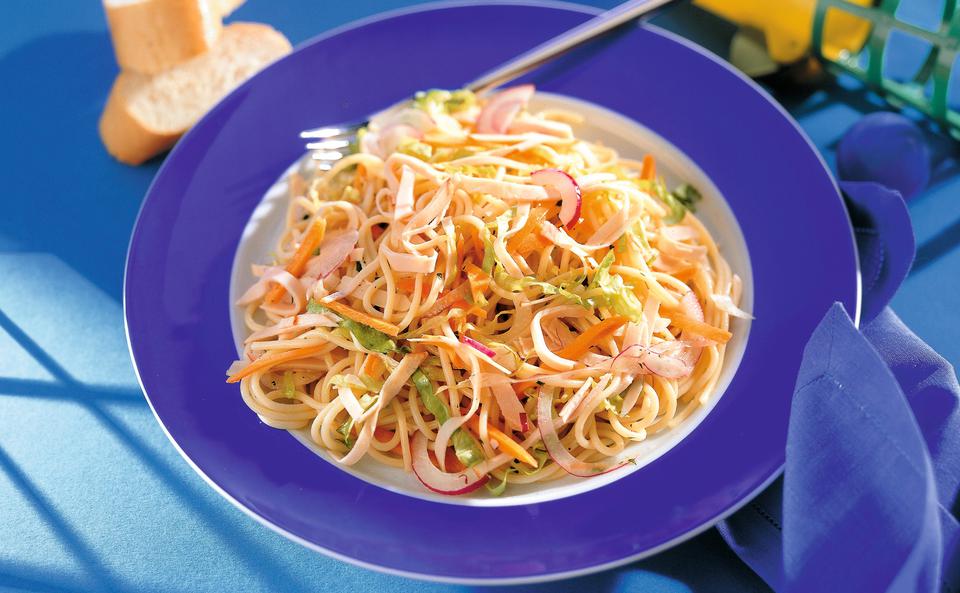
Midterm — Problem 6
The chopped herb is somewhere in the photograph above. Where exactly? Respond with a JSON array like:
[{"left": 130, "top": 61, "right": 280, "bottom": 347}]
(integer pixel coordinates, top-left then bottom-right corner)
[
  {"left": 355, "top": 261, "right": 363, "bottom": 272},
  {"left": 313, "top": 247, "right": 322, "bottom": 256}
]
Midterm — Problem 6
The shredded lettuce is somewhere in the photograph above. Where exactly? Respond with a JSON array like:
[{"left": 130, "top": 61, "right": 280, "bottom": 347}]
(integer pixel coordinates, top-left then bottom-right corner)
[
  {"left": 410, "top": 369, "right": 484, "bottom": 468},
  {"left": 493, "top": 265, "right": 592, "bottom": 309},
  {"left": 308, "top": 299, "right": 402, "bottom": 354},
  {"left": 342, "top": 318, "right": 399, "bottom": 353},
  {"left": 359, "top": 375, "right": 383, "bottom": 393},
  {"left": 662, "top": 182, "right": 702, "bottom": 225},
  {"left": 446, "top": 164, "right": 498, "bottom": 178},
  {"left": 341, "top": 185, "right": 361, "bottom": 204},
  {"left": 282, "top": 371, "right": 295, "bottom": 398},
  {"left": 602, "top": 394, "right": 625, "bottom": 415},
  {"left": 413, "top": 89, "right": 476, "bottom": 114},
  {"left": 485, "top": 472, "right": 509, "bottom": 496},
  {"left": 516, "top": 447, "right": 550, "bottom": 476},
  {"left": 335, "top": 391, "right": 378, "bottom": 448},
  {"left": 398, "top": 139, "right": 433, "bottom": 161},
  {"left": 481, "top": 233, "right": 496, "bottom": 275},
  {"left": 588, "top": 252, "right": 645, "bottom": 321}
]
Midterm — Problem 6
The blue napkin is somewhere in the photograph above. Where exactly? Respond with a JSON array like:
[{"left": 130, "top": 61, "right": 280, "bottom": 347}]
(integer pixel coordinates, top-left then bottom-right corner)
[{"left": 718, "top": 179, "right": 960, "bottom": 592}]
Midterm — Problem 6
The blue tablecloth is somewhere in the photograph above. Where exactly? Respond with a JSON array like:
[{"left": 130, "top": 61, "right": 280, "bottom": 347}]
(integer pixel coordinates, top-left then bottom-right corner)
[{"left": 1, "top": 2, "right": 957, "bottom": 591}]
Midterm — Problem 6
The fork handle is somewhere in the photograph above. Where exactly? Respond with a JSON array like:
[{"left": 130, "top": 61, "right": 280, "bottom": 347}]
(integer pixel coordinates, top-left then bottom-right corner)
[{"left": 464, "top": 0, "right": 676, "bottom": 94}]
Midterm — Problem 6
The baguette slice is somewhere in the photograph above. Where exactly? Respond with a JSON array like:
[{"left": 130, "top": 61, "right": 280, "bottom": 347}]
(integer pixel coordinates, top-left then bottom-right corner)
[
  {"left": 104, "top": 0, "right": 224, "bottom": 74},
  {"left": 216, "top": 0, "right": 246, "bottom": 17},
  {"left": 99, "top": 22, "right": 291, "bottom": 165}
]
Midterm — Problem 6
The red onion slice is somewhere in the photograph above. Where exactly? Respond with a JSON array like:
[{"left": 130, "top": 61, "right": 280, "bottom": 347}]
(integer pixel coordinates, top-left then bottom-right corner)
[
  {"left": 475, "top": 85, "right": 535, "bottom": 134},
  {"left": 461, "top": 335, "right": 496, "bottom": 358},
  {"left": 531, "top": 168, "right": 582, "bottom": 229},
  {"left": 536, "top": 390, "right": 629, "bottom": 478},
  {"left": 411, "top": 432, "right": 489, "bottom": 495}
]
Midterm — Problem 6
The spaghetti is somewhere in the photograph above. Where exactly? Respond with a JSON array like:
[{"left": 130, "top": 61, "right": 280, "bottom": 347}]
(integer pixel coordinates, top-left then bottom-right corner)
[{"left": 227, "top": 86, "right": 750, "bottom": 496}]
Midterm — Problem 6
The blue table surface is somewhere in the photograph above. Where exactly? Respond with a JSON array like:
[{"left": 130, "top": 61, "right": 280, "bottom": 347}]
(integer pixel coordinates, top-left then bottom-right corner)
[{"left": 1, "top": 1, "right": 957, "bottom": 592}]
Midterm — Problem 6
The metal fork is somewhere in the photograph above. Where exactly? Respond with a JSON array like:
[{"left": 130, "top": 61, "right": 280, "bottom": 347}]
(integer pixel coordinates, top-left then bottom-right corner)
[{"left": 299, "top": 0, "right": 675, "bottom": 170}]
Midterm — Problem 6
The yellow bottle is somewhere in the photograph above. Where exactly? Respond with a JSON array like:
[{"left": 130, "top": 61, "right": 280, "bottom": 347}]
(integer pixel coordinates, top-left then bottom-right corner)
[{"left": 694, "top": 0, "right": 874, "bottom": 63}]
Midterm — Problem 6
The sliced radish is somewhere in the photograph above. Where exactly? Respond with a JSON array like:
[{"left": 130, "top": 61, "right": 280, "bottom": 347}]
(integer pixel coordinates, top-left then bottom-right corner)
[
  {"left": 411, "top": 432, "right": 489, "bottom": 495},
  {"left": 536, "top": 389, "right": 629, "bottom": 478},
  {"left": 475, "top": 85, "right": 535, "bottom": 134},
  {"left": 531, "top": 169, "right": 581, "bottom": 229},
  {"left": 461, "top": 335, "right": 496, "bottom": 358}
]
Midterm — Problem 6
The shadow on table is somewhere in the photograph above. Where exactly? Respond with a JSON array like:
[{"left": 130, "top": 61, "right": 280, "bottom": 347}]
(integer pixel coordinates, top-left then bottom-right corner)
[
  {"left": 0, "top": 307, "right": 318, "bottom": 592},
  {"left": 0, "top": 32, "right": 158, "bottom": 302},
  {"left": 471, "top": 528, "right": 771, "bottom": 593}
]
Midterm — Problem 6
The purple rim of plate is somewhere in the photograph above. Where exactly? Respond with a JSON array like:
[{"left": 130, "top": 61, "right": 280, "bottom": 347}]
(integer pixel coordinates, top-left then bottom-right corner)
[{"left": 124, "top": 1, "right": 859, "bottom": 584}]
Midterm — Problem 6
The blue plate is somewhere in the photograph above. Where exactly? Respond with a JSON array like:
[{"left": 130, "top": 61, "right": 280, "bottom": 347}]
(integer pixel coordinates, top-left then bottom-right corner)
[{"left": 125, "top": 2, "right": 859, "bottom": 583}]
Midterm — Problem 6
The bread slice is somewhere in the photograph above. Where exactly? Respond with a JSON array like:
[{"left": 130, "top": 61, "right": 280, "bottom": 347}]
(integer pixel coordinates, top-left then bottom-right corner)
[
  {"left": 215, "top": 0, "right": 245, "bottom": 17},
  {"left": 99, "top": 22, "right": 291, "bottom": 165},
  {"left": 104, "top": 0, "right": 224, "bottom": 74}
]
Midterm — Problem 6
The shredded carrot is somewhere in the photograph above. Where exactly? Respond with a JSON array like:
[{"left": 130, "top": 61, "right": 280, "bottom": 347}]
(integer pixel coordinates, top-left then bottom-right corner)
[
  {"left": 665, "top": 311, "right": 732, "bottom": 344},
  {"left": 265, "top": 220, "right": 327, "bottom": 304},
  {"left": 512, "top": 380, "right": 536, "bottom": 397},
  {"left": 374, "top": 427, "right": 404, "bottom": 456},
  {"left": 352, "top": 164, "right": 365, "bottom": 190},
  {"left": 362, "top": 354, "right": 383, "bottom": 377},
  {"left": 463, "top": 262, "right": 489, "bottom": 304},
  {"left": 428, "top": 447, "right": 466, "bottom": 472},
  {"left": 395, "top": 277, "right": 417, "bottom": 294},
  {"left": 555, "top": 316, "right": 629, "bottom": 361},
  {"left": 226, "top": 344, "right": 327, "bottom": 383},
  {"left": 506, "top": 207, "right": 550, "bottom": 256},
  {"left": 640, "top": 154, "right": 656, "bottom": 181},
  {"left": 322, "top": 299, "right": 401, "bottom": 337},
  {"left": 422, "top": 282, "right": 469, "bottom": 319},
  {"left": 464, "top": 415, "right": 537, "bottom": 467}
]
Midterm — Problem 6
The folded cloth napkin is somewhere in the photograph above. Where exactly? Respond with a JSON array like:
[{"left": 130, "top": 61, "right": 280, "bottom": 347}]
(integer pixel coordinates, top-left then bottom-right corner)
[{"left": 718, "top": 181, "right": 960, "bottom": 592}]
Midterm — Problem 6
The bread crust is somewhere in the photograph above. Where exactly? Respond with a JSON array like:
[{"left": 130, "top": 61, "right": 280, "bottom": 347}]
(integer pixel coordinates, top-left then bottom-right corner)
[
  {"left": 99, "top": 22, "right": 291, "bottom": 165},
  {"left": 99, "top": 75, "right": 181, "bottom": 165},
  {"left": 104, "top": 0, "right": 221, "bottom": 74}
]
